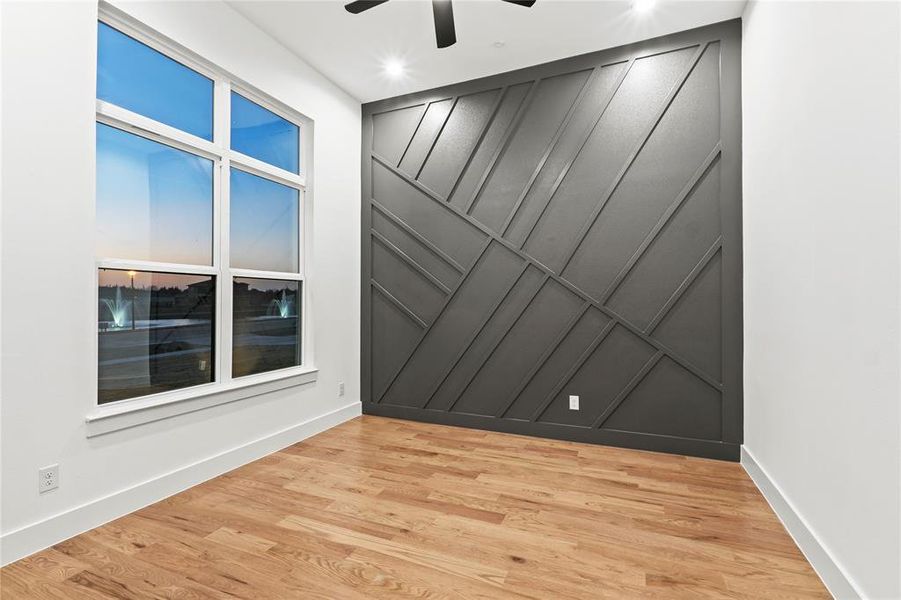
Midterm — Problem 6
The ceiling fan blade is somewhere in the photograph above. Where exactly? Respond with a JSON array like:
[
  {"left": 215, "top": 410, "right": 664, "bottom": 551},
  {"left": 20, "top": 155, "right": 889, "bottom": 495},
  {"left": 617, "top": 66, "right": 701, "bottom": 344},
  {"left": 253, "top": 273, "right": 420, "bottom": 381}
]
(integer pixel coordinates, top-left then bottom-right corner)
[
  {"left": 344, "top": 0, "right": 390, "bottom": 15},
  {"left": 432, "top": 0, "right": 457, "bottom": 48},
  {"left": 500, "top": 0, "right": 537, "bottom": 6}
]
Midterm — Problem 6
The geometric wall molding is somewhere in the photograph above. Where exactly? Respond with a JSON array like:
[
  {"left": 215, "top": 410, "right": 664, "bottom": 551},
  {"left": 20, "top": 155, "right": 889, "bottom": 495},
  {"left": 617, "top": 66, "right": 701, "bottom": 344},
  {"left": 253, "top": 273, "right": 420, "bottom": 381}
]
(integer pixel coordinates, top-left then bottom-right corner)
[{"left": 362, "top": 20, "right": 742, "bottom": 460}]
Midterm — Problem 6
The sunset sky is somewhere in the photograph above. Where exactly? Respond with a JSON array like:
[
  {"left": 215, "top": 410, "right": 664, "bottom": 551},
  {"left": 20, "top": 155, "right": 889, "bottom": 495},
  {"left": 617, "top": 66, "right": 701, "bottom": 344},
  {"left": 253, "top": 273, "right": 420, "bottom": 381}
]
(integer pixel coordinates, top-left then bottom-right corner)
[
  {"left": 99, "top": 269, "right": 299, "bottom": 292},
  {"left": 96, "top": 22, "right": 301, "bottom": 289}
]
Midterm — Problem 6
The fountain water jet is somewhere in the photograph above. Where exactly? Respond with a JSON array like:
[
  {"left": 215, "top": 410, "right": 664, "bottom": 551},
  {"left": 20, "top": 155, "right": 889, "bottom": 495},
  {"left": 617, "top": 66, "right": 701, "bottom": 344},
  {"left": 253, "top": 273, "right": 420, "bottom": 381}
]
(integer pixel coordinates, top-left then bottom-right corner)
[
  {"left": 100, "top": 287, "right": 131, "bottom": 328},
  {"left": 268, "top": 290, "right": 294, "bottom": 318}
]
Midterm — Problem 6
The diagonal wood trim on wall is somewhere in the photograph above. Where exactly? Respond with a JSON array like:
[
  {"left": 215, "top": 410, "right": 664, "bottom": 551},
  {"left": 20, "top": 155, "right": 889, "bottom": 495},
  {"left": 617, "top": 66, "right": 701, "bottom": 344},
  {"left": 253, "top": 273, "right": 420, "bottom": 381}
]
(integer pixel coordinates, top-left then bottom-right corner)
[{"left": 361, "top": 20, "right": 742, "bottom": 460}]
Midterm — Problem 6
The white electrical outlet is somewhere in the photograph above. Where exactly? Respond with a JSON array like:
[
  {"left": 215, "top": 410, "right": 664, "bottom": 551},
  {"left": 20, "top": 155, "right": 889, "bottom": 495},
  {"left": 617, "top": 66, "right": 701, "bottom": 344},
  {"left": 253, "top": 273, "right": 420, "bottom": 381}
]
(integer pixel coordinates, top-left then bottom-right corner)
[
  {"left": 569, "top": 395, "right": 579, "bottom": 410},
  {"left": 39, "top": 464, "right": 59, "bottom": 493},
  {"left": 338, "top": 382, "right": 345, "bottom": 397}
]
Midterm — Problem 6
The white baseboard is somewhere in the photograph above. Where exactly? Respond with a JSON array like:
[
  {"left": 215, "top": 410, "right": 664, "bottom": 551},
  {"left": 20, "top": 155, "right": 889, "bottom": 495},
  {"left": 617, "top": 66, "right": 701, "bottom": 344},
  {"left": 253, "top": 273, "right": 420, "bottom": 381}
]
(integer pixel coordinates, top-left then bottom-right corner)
[
  {"left": 741, "top": 446, "right": 862, "bottom": 600},
  {"left": 0, "top": 401, "right": 361, "bottom": 567}
]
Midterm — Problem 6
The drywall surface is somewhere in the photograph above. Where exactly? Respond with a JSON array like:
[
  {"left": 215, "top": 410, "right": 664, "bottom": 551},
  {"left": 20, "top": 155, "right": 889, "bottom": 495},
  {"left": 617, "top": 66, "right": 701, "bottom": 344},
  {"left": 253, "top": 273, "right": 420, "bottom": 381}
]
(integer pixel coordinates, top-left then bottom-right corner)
[
  {"left": 0, "top": 0, "right": 361, "bottom": 564},
  {"left": 742, "top": 1, "right": 900, "bottom": 597},
  {"left": 361, "top": 21, "right": 743, "bottom": 460}
]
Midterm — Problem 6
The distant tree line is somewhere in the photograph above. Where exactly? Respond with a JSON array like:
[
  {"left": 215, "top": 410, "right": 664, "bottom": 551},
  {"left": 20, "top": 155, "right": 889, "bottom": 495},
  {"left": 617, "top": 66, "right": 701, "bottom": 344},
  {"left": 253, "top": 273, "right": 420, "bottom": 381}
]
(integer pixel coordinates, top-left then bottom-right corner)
[{"left": 98, "top": 281, "right": 214, "bottom": 322}]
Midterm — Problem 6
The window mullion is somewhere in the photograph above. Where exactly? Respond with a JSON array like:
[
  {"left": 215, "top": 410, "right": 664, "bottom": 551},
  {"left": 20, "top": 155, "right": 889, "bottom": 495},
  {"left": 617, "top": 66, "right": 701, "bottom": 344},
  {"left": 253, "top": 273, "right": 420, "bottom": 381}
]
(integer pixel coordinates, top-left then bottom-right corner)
[
  {"left": 229, "top": 268, "right": 302, "bottom": 281},
  {"left": 96, "top": 101, "right": 220, "bottom": 161},
  {"left": 216, "top": 79, "right": 233, "bottom": 384},
  {"left": 96, "top": 259, "right": 217, "bottom": 276},
  {"left": 229, "top": 152, "right": 306, "bottom": 190},
  {"left": 300, "top": 188, "right": 312, "bottom": 368}
]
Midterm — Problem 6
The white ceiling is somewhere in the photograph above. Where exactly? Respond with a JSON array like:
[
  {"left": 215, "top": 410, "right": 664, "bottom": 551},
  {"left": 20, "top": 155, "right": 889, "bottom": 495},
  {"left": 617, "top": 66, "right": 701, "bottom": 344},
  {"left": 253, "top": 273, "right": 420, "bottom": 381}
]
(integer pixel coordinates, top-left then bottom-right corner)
[{"left": 228, "top": 0, "right": 747, "bottom": 103}]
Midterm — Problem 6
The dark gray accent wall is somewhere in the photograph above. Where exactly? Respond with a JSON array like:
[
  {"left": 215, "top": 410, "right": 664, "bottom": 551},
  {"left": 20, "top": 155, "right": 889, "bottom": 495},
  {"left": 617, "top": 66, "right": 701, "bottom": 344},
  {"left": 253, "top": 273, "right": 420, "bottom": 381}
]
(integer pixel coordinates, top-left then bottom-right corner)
[{"left": 361, "top": 20, "right": 742, "bottom": 461}]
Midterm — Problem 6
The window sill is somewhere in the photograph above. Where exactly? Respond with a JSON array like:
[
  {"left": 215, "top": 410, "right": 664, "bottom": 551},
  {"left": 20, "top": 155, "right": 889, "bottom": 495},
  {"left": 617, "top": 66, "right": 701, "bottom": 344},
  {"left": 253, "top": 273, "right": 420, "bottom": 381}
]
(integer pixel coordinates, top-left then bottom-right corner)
[{"left": 85, "top": 367, "right": 318, "bottom": 437}]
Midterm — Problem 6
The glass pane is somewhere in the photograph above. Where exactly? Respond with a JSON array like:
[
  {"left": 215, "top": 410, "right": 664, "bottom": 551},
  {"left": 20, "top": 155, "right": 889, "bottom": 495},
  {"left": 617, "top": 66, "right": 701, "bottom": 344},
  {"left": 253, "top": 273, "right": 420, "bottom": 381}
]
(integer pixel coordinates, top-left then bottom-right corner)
[
  {"left": 96, "top": 123, "right": 213, "bottom": 265},
  {"left": 231, "top": 92, "right": 300, "bottom": 174},
  {"left": 233, "top": 278, "right": 301, "bottom": 377},
  {"left": 230, "top": 169, "right": 299, "bottom": 273},
  {"left": 97, "top": 22, "right": 214, "bottom": 140},
  {"left": 98, "top": 269, "right": 215, "bottom": 404}
]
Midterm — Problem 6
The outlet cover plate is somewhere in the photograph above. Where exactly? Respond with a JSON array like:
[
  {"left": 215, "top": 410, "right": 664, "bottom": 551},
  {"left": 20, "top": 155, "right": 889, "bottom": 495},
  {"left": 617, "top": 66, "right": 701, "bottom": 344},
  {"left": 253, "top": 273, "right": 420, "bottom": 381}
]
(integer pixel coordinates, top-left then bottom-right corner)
[
  {"left": 39, "top": 464, "right": 59, "bottom": 493},
  {"left": 568, "top": 395, "right": 579, "bottom": 410}
]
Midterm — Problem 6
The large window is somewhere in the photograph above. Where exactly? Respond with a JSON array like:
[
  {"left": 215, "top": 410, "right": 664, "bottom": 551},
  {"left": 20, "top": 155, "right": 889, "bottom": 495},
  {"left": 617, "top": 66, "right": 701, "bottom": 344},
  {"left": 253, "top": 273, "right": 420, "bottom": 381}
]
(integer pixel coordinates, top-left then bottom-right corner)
[{"left": 96, "top": 17, "right": 307, "bottom": 405}]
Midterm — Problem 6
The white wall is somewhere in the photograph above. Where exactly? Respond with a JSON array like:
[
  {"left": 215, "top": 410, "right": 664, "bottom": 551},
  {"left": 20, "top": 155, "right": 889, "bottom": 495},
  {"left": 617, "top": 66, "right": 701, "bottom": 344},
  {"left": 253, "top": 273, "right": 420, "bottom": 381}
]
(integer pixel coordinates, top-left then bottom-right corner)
[
  {"left": 0, "top": 0, "right": 361, "bottom": 564},
  {"left": 742, "top": 1, "right": 900, "bottom": 598}
]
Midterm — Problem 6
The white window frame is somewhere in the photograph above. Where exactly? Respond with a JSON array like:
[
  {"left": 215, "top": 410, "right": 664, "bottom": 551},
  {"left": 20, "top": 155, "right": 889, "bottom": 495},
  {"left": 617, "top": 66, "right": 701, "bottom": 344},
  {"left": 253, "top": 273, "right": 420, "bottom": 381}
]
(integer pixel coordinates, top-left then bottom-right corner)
[{"left": 87, "top": 6, "right": 317, "bottom": 436}]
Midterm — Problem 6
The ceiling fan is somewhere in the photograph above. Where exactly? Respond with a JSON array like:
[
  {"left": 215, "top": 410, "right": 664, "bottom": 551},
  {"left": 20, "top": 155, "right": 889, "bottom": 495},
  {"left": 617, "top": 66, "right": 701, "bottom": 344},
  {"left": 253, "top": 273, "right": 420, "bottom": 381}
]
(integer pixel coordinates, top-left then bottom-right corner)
[{"left": 344, "top": 0, "right": 537, "bottom": 49}]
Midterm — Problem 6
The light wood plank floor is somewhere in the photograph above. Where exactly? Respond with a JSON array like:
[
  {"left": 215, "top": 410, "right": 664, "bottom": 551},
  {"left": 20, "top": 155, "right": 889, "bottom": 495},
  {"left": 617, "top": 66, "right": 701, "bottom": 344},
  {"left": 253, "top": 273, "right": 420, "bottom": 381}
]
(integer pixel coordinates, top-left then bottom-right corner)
[{"left": 1, "top": 416, "right": 828, "bottom": 599}]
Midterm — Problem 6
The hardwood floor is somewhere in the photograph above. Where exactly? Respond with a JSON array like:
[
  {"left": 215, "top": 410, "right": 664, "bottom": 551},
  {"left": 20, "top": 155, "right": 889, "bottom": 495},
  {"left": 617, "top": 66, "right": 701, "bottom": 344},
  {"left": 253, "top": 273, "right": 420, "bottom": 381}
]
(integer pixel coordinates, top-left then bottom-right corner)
[{"left": 1, "top": 416, "right": 828, "bottom": 599}]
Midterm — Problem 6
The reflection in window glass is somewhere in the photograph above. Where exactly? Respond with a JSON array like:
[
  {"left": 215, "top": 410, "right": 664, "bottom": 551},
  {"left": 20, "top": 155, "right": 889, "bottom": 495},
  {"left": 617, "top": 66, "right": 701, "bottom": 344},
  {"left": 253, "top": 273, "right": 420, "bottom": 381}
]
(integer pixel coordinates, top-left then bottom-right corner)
[
  {"left": 96, "top": 123, "right": 213, "bottom": 265},
  {"left": 97, "top": 23, "right": 214, "bottom": 140},
  {"left": 98, "top": 270, "right": 215, "bottom": 404},
  {"left": 231, "top": 92, "right": 300, "bottom": 174},
  {"left": 233, "top": 278, "right": 301, "bottom": 377},
  {"left": 230, "top": 169, "right": 299, "bottom": 273}
]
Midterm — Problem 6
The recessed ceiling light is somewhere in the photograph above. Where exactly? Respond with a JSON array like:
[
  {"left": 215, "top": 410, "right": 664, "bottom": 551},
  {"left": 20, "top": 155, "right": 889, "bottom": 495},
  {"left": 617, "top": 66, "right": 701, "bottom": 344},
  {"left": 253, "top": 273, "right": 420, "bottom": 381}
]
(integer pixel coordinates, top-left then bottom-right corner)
[
  {"left": 632, "top": 0, "right": 656, "bottom": 13},
  {"left": 493, "top": 41, "right": 506, "bottom": 48},
  {"left": 384, "top": 59, "right": 405, "bottom": 78}
]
